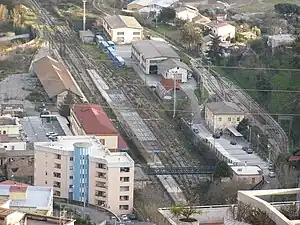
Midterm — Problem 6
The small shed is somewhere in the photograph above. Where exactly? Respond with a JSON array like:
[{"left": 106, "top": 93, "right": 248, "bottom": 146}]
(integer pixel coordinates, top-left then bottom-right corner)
[{"left": 79, "top": 30, "right": 95, "bottom": 44}]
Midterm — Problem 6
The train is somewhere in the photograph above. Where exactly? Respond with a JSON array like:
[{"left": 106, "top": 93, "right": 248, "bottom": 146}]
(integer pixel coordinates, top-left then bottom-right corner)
[
  {"left": 100, "top": 41, "right": 109, "bottom": 52},
  {"left": 95, "top": 35, "right": 104, "bottom": 46},
  {"left": 107, "top": 46, "right": 125, "bottom": 68},
  {"left": 107, "top": 41, "right": 116, "bottom": 50}
]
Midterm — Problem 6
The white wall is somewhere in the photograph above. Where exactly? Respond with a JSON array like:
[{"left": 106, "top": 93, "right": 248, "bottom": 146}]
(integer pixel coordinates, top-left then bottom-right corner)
[
  {"left": 212, "top": 25, "right": 236, "bottom": 41},
  {"left": 162, "top": 67, "right": 188, "bottom": 83},
  {"left": 0, "top": 142, "right": 26, "bottom": 150},
  {"left": 103, "top": 20, "right": 143, "bottom": 44},
  {"left": 176, "top": 10, "right": 198, "bottom": 21}
]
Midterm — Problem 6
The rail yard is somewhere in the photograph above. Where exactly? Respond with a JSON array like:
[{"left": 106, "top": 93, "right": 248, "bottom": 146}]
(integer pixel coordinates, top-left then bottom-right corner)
[{"left": 28, "top": 0, "right": 214, "bottom": 203}]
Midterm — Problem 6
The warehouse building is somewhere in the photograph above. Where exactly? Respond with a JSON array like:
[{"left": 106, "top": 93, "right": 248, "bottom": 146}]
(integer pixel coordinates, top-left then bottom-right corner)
[
  {"left": 102, "top": 15, "right": 143, "bottom": 44},
  {"left": 127, "top": 0, "right": 178, "bottom": 13},
  {"left": 131, "top": 40, "right": 180, "bottom": 75}
]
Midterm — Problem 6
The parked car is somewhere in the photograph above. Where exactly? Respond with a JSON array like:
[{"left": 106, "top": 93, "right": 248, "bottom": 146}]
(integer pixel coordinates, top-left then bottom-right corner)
[
  {"left": 246, "top": 148, "right": 253, "bottom": 154},
  {"left": 46, "top": 132, "right": 55, "bottom": 137},
  {"left": 121, "top": 214, "right": 130, "bottom": 222},
  {"left": 213, "top": 133, "right": 220, "bottom": 139},
  {"left": 242, "top": 146, "right": 248, "bottom": 151},
  {"left": 269, "top": 171, "right": 276, "bottom": 178},
  {"left": 230, "top": 140, "right": 237, "bottom": 145},
  {"left": 268, "top": 163, "right": 274, "bottom": 171},
  {"left": 193, "top": 128, "right": 199, "bottom": 134}
]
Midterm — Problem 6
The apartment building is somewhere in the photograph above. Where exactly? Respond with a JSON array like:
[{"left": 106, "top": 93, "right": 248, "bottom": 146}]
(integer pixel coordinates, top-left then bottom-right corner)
[
  {"left": 34, "top": 136, "right": 134, "bottom": 215},
  {"left": 70, "top": 104, "right": 128, "bottom": 152}
]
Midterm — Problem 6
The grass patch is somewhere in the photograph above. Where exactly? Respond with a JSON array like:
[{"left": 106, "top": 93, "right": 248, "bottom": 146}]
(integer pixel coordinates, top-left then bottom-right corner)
[
  {"left": 25, "top": 91, "right": 45, "bottom": 102},
  {"left": 194, "top": 87, "right": 209, "bottom": 104},
  {"left": 82, "top": 44, "right": 109, "bottom": 61}
]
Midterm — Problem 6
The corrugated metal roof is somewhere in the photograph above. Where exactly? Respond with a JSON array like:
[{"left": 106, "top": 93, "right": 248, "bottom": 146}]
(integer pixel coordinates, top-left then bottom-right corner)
[
  {"left": 132, "top": 40, "right": 179, "bottom": 59},
  {"left": 104, "top": 15, "right": 142, "bottom": 29},
  {"left": 157, "top": 58, "right": 191, "bottom": 74},
  {"left": 72, "top": 104, "right": 118, "bottom": 135},
  {"left": 32, "top": 56, "right": 83, "bottom": 98}
]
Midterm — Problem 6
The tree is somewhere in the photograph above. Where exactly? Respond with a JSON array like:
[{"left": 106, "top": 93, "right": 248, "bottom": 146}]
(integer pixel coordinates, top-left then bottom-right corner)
[
  {"left": 274, "top": 3, "right": 300, "bottom": 15},
  {"left": 180, "top": 22, "right": 203, "bottom": 52},
  {"left": 206, "top": 35, "right": 222, "bottom": 64},
  {"left": 237, "top": 118, "right": 249, "bottom": 134},
  {"left": 59, "top": 91, "right": 77, "bottom": 118},
  {"left": 170, "top": 203, "right": 202, "bottom": 222},
  {"left": 157, "top": 7, "right": 176, "bottom": 22},
  {"left": 213, "top": 161, "right": 232, "bottom": 179}
]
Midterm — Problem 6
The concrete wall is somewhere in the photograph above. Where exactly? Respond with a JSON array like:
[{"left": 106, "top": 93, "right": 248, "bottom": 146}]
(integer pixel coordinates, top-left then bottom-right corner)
[{"left": 162, "top": 67, "right": 188, "bottom": 83}]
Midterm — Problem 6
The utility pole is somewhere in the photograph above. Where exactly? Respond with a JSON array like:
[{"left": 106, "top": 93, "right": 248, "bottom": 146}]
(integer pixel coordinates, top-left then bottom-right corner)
[
  {"left": 172, "top": 70, "right": 178, "bottom": 118},
  {"left": 82, "top": 0, "right": 87, "bottom": 31}
]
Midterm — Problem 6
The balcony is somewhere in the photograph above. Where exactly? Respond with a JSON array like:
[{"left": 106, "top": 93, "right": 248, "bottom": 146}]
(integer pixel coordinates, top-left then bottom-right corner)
[{"left": 95, "top": 182, "right": 107, "bottom": 190}]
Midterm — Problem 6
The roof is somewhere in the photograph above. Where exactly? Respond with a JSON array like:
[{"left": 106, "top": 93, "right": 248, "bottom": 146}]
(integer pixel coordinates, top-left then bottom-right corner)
[
  {"left": 34, "top": 136, "right": 134, "bottom": 167},
  {"left": 132, "top": 40, "right": 179, "bottom": 59},
  {"left": 231, "top": 165, "right": 262, "bottom": 176},
  {"left": 157, "top": 58, "right": 191, "bottom": 74},
  {"left": 79, "top": 30, "right": 94, "bottom": 37},
  {"left": 1, "top": 104, "right": 24, "bottom": 110},
  {"left": 128, "top": 0, "right": 178, "bottom": 7},
  {"left": 160, "top": 78, "right": 181, "bottom": 90},
  {"left": 32, "top": 56, "right": 82, "bottom": 98},
  {"left": 205, "top": 102, "right": 244, "bottom": 115},
  {"left": 213, "top": 23, "right": 235, "bottom": 29},
  {"left": 9, "top": 186, "right": 27, "bottom": 193},
  {"left": 104, "top": 15, "right": 142, "bottom": 29},
  {"left": 0, "top": 208, "right": 16, "bottom": 218},
  {"left": 0, "top": 185, "right": 53, "bottom": 209},
  {"left": 193, "top": 14, "right": 211, "bottom": 24},
  {"left": 0, "top": 181, "right": 29, "bottom": 186},
  {"left": 72, "top": 104, "right": 117, "bottom": 135},
  {"left": 289, "top": 155, "right": 300, "bottom": 161}
]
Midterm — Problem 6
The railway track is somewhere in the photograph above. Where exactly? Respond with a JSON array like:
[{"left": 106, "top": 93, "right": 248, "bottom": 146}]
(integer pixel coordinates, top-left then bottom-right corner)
[{"left": 30, "top": 0, "right": 208, "bottom": 200}]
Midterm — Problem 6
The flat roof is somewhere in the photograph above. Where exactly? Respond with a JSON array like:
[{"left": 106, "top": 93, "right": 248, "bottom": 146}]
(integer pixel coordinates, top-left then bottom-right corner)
[
  {"left": 227, "top": 127, "right": 243, "bottom": 137},
  {"left": 129, "top": 0, "right": 178, "bottom": 7},
  {"left": 132, "top": 40, "right": 179, "bottom": 59},
  {"left": 0, "top": 185, "right": 52, "bottom": 209},
  {"left": 231, "top": 165, "right": 262, "bottom": 175},
  {"left": 34, "top": 136, "right": 134, "bottom": 167},
  {"left": 104, "top": 15, "right": 142, "bottom": 29},
  {"left": 79, "top": 30, "right": 94, "bottom": 37},
  {"left": 268, "top": 34, "right": 295, "bottom": 41},
  {"left": 0, "top": 116, "right": 17, "bottom": 125},
  {"left": 205, "top": 102, "right": 244, "bottom": 115}
]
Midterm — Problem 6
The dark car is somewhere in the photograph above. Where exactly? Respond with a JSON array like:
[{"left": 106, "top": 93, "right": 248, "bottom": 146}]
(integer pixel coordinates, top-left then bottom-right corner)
[
  {"left": 230, "top": 140, "right": 237, "bottom": 145},
  {"left": 193, "top": 128, "right": 199, "bottom": 134},
  {"left": 242, "top": 146, "right": 248, "bottom": 151},
  {"left": 213, "top": 133, "right": 221, "bottom": 139},
  {"left": 246, "top": 148, "right": 253, "bottom": 154}
]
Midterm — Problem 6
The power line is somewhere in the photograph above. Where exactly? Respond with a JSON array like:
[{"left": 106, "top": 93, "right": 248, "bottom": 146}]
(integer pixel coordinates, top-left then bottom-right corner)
[{"left": 6, "top": 101, "right": 300, "bottom": 117}]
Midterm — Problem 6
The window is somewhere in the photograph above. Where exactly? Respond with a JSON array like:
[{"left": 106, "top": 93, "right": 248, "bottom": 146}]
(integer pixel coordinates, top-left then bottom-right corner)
[
  {"left": 97, "top": 200, "right": 105, "bottom": 206},
  {"left": 54, "top": 163, "right": 61, "bottom": 169},
  {"left": 96, "top": 172, "right": 106, "bottom": 178},
  {"left": 69, "top": 176, "right": 73, "bottom": 179},
  {"left": 69, "top": 185, "right": 73, "bottom": 188},
  {"left": 45, "top": 172, "right": 47, "bottom": 175},
  {"left": 228, "top": 117, "right": 231, "bottom": 122},
  {"left": 120, "top": 167, "right": 130, "bottom": 172},
  {"left": 54, "top": 191, "right": 61, "bottom": 196},
  {"left": 120, "top": 186, "right": 129, "bottom": 192},
  {"left": 218, "top": 117, "right": 222, "bottom": 122},
  {"left": 120, "top": 177, "right": 129, "bottom": 182},
  {"left": 45, "top": 181, "right": 47, "bottom": 184},
  {"left": 70, "top": 157, "right": 74, "bottom": 161},
  {"left": 99, "top": 139, "right": 105, "bottom": 145},
  {"left": 237, "top": 117, "right": 240, "bottom": 122},
  {"left": 119, "top": 205, "right": 129, "bottom": 210},
  {"left": 133, "top": 32, "right": 140, "bottom": 35},
  {"left": 53, "top": 181, "right": 61, "bottom": 188},
  {"left": 56, "top": 154, "right": 61, "bottom": 160},
  {"left": 96, "top": 163, "right": 106, "bottom": 169},
  {"left": 69, "top": 166, "right": 73, "bottom": 171},
  {"left": 117, "top": 37, "right": 125, "bottom": 43},
  {"left": 117, "top": 32, "right": 124, "bottom": 35},
  {"left": 119, "top": 195, "right": 129, "bottom": 201},
  {"left": 53, "top": 172, "right": 61, "bottom": 178},
  {"left": 2, "top": 131, "right": 6, "bottom": 135}
]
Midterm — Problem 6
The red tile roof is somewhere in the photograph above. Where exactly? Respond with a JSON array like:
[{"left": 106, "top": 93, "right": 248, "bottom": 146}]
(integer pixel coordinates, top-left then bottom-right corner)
[
  {"left": 9, "top": 186, "right": 27, "bottom": 193},
  {"left": 0, "top": 180, "right": 29, "bottom": 186},
  {"left": 72, "top": 104, "right": 118, "bottom": 135},
  {"left": 118, "top": 135, "right": 128, "bottom": 150},
  {"left": 161, "top": 79, "right": 181, "bottom": 90}
]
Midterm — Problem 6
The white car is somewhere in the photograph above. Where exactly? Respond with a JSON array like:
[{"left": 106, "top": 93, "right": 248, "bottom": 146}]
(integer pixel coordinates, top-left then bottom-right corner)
[
  {"left": 46, "top": 132, "right": 55, "bottom": 137},
  {"left": 269, "top": 171, "right": 276, "bottom": 178},
  {"left": 121, "top": 214, "right": 130, "bottom": 222}
]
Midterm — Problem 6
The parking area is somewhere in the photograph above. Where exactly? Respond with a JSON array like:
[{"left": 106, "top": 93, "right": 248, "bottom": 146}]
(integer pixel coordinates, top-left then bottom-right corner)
[
  {"left": 20, "top": 116, "right": 66, "bottom": 142},
  {"left": 115, "top": 45, "right": 133, "bottom": 67},
  {"left": 192, "top": 123, "right": 268, "bottom": 170}
]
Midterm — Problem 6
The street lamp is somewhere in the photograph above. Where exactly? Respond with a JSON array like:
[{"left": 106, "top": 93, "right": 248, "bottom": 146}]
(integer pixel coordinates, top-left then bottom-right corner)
[
  {"left": 267, "top": 144, "right": 271, "bottom": 163},
  {"left": 82, "top": 0, "right": 87, "bottom": 31},
  {"left": 172, "top": 68, "right": 179, "bottom": 118},
  {"left": 247, "top": 125, "right": 252, "bottom": 144},
  {"left": 257, "top": 134, "right": 260, "bottom": 152}
]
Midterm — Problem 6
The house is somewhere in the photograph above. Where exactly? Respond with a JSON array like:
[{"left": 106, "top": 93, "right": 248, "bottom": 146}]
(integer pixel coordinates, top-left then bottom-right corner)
[
  {"left": 204, "top": 101, "right": 245, "bottom": 132},
  {"left": 216, "top": 13, "right": 227, "bottom": 22},
  {"left": 127, "top": 0, "right": 178, "bottom": 14},
  {"left": 267, "top": 34, "right": 295, "bottom": 49},
  {"left": 0, "top": 104, "right": 24, "bottom": 118},
  {"left": 175, "top": 6, "right": 199, "bottom": 21},
  {"left": 70, "top": 104, "right": 128, "bottom": 151},
  {"left": 0, "top": 115, "right": 21, "bottom": 137},
  {"left": 102, "top": 15, "right": 143, "bottom": 44},
  {"left": 32, "top": 56, "right": 85, "bottom": 107},
  {"left": 131, "top": 40, "right": 180, "bottom": 74},
  {"left": 192, "top": 14, "right": 211, "bottom": 25},
  {"left": 211, "top": 23, "right": 236, "bottom": 42},
  {"left": 156, "top": 78, "right": 186, "bottom": 100},
  {"left": 157, "top": 58, "right": 191, "bottom": 83},
  {"left": 231, "top": 165, "right": 263, "bottom": 186},
  {"left": 34, "top": 136, "right": 134, "bottom": 215},
  {"left": 79, "top": 30, "right": 94, "bottom": 44},
  {"left": 0, "top": 184, "right": 53, "bottom": 215}
]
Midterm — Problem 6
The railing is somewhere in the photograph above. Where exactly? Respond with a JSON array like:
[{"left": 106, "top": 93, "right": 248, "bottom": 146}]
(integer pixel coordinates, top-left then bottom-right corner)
[{"left": 251, "top": 178, "right": 265, "bottom": 190}]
